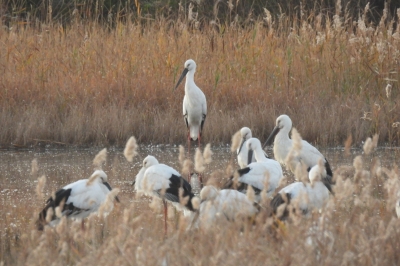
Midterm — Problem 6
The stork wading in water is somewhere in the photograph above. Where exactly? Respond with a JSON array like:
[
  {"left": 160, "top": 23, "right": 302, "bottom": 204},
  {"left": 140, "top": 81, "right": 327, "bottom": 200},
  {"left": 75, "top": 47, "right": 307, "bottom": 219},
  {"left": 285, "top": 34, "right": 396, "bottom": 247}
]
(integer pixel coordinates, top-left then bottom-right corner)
[
  {"left": 133, "top": 155, "right": 196, "bottom": 234},
  {"left": 174, "top": 59, "right": 207, "bottom": 157},
  {"left": 237, "top": 127, "right": 269, "bottom": 168},
  {"left": 36, "top": 170, "right": 120, "bottom": 231},
  {"left": 224, "top": 138, "right": 283, "bottom": 200},
  {"left": 263, "top": 114, "right": 334, "bottom": 185},
  {"left": 270, "top": 163, "right": 333, "bottom": 220}
]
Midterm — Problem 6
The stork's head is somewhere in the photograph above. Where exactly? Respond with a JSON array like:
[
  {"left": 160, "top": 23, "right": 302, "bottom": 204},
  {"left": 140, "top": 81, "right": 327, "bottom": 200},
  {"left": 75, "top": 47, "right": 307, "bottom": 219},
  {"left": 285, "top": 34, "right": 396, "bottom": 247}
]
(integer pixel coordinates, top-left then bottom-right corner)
[
  {"left": 263, "top": 114, "right": 293, "bottom": 148},
  {"left": 246, "top": 137, "right": 262, "bottom": 152},
  {"left": 184, "top": 59, "right": 197, "bottom": 72},
  {"left": 237, "top": 127, "right": 252, "bottom": 154},
  {"left": 200, "top": 185, "right": 219, "bottom": 202},
  {"left": 91, "top": 170, "right": 108, "bottom": 182},
  {"left": 174, "top": 59, "right": 197, "bottom": 90},
  {"left": 143, "top": 155, "right": 159, "bottom": 168},
  {"left": 240, "top": 127, "right": 252, "bottom": 140},
  {"left": 275, "top": 115, "right": 292, "bottom": 132},
  {"left": 308, "top": 164, "right": 323, "bottom": 184}
]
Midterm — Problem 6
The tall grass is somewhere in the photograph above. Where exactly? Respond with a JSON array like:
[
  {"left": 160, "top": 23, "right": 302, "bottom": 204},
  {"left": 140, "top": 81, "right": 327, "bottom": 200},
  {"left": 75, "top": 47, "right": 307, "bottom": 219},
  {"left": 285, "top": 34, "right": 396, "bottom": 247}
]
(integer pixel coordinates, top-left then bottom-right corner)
[
  {"left": 1, "top": 144, "right": 400, "bottom": 265},
  {"left": 0, "top": 4, "right": 399, "bottom": 147}
]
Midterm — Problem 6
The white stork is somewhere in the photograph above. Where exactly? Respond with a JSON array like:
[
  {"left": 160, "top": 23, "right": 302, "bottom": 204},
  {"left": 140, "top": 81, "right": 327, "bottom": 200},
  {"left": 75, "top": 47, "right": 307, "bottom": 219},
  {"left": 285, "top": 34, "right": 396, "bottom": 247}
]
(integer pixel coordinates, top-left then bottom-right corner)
[
  {"left": 270, "top": 164, "right": 333, "bottom": 220},
  {"left": 174, "top": 59, "right": 207, "bottom": 155},
  {"left": 194, "top": 186, "right": 258, "bottom": 229},
  {"left": 236, "top": 127, "right": 269, "bottom": 168},
  {"left": 36, "top": 170, "right": 119, "bottom": 230},
  {"left": 263, "top": 114, "right": 334, "bottom": 184},
  {"left": 134, "top": 155, "right": 196, "bottom": 234},
  {"left": 224, "top": 138, "right": 283, "bottom": 199}
]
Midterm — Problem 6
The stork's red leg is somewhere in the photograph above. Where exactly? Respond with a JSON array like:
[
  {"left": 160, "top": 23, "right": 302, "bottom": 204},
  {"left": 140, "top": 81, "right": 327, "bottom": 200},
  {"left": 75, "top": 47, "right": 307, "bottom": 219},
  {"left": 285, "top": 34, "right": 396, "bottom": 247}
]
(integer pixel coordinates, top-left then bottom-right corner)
[
  {"left": 196, "top": 133, "right": 204, "bottom": 186},
  {"left": 163, "top": 200, "right": 168, "bottom": 236},
  {"left": 187, "top": 130, "right": 191, "bottom": 182},
  {"left": 187, "top": 130, "right": 191, "bottom": 158},
  {"left": 198, "top": 132, "right": 201, "bottom": 149}
]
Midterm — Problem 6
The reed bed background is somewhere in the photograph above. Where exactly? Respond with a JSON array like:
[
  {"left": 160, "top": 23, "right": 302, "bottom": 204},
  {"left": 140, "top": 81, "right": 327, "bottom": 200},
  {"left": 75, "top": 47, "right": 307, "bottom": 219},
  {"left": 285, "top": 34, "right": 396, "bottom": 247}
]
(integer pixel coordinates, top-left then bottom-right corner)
[
  {"left": 1, "top": 141, "right": 400, "bottom": 265},
  {"left": 1, "top": 2, "right": 400, "bottom": 148}
]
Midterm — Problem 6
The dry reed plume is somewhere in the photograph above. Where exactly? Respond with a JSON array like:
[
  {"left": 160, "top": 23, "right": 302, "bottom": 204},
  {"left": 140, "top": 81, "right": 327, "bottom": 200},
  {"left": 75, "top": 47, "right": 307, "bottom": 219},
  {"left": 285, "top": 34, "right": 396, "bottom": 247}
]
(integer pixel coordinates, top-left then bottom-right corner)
[
  {"left": 0, "top": 3, "right": 399, "bottom": 148},
  {"left": 123, "top": 136, "right": 138, "bottom": 162},
  {"left": 30, "top": 159, "right": 39, "bottom": 176},
  {"left": 194, "top": 148, "right": 205, "bottom": 173},
  {"left": 93, "top": 148, "right": 107, "bottom": 169},
  {"left": 230, "top": 130, "right": 242, "bottom": 152},
  {"left": 1, "top": 145, "right": 400, "bottom": 265}
]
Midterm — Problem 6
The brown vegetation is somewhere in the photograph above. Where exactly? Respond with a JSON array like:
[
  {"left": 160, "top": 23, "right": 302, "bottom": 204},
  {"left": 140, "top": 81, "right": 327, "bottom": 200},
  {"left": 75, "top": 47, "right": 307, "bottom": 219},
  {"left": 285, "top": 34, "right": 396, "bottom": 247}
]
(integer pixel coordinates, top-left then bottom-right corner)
[
  {"left": 0, "top": 5, "right": 399, "bottom": 148},
  {"left": 1, "top": 141, "right": 400, "bottom": 265}
]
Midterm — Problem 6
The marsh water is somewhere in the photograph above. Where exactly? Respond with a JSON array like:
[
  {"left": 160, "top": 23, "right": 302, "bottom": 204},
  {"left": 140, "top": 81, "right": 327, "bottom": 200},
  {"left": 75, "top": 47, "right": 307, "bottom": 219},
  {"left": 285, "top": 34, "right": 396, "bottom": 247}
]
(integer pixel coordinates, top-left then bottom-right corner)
[{"left": 0, "top": 145, "right": 399, "bottom": 234}]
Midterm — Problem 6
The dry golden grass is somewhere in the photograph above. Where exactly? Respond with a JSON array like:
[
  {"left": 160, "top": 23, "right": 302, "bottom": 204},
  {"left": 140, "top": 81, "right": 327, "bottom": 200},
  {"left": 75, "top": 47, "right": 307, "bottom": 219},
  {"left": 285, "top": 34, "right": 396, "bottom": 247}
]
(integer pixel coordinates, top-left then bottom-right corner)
[
  {"left": 1, "top": 145, "right": 400, "bottom": 265},
  {"left": 0, "top": 4, "right": 399, "bottom": 148}
]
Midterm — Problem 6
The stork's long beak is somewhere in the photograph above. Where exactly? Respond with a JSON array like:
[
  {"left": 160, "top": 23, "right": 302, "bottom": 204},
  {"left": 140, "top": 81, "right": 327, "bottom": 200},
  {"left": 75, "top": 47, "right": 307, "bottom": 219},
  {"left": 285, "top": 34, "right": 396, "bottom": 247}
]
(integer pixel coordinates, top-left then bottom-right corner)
[
  {"left": 174, "top": 67, "right": 189, "bottom": 90},
  {"left": 103, "top": 182, "right": 120, "bottom": 203},
  {"left": 263, "top": 126, "right": 280, "bottom": 149},
  {"left": 131, "top": 180, "right": 136, "bottom": 186},
  {"left": 247, "top": 149, "right": 254, "bottom": 165},
  {"left": 322, "top": 177, "right": 335, "bottom": 195},
  {"left": 237, "top": 137, "right": 246, "bottom": 155}
]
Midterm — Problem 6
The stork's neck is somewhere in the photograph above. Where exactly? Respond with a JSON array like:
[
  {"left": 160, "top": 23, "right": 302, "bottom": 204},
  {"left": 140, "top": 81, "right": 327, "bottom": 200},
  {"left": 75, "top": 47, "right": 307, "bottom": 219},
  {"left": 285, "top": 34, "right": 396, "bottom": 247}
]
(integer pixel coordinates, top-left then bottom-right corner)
[
  {"left": 185, "top": 71, "right": 197, "bottom": 92},
  {"left": 254, "top": 147, "right": 267, "bottom": 162},
  {"left": 273, "top": 128, "right": 292, "bottom": 164},
  {"left": 275, "top": 127, "right": 291, "bottom": 144}
]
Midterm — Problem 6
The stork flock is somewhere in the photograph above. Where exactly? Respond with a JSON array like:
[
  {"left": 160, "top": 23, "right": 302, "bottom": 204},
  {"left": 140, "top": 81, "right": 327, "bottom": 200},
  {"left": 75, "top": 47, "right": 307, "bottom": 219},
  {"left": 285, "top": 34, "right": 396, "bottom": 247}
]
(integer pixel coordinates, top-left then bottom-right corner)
[{"left": 36, "top": 59, "right": 336, "bottom": 233}]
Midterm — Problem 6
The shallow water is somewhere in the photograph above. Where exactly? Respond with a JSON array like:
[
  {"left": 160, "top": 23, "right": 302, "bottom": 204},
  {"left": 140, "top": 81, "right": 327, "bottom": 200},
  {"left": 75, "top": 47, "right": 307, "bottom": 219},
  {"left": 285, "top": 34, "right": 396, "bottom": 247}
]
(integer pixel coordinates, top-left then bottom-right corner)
[{"left": 0, "top": 145, "right": 399, "bottom": 235}]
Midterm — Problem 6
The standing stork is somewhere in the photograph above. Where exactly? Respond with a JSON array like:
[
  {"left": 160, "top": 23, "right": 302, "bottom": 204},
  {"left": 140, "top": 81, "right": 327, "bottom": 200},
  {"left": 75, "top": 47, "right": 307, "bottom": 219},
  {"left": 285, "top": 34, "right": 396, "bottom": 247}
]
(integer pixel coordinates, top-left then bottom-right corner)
[
  {"left": 237, "top": 127, "right": 269, "bottom": 168},
  {"left": 263, "top": 114, "right": 334, "bottom": 184},
  {"left": 174, "top": 59, "right": 207, "bottom": 156},
  {"left": 36, "top": 170, "right": 119, "bottom": 230},
  {"left": 224, "top": 138, "right": 283, "bottom": 199},
  {"left": 270, "top": 164, "right": 333, "bottom": 220},
  {"left": 135, "top": 155, "right": 196, "bottom": 234}
]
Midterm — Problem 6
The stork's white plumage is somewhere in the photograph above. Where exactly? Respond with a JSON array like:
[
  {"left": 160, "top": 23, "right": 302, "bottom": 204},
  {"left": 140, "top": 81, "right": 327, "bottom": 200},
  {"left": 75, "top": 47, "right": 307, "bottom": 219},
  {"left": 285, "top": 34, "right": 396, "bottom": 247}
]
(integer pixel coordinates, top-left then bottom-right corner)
[
  {"left": 36, "top": 170, "right": 119, "bottom": 230},
  {"left": 264, "top": 114, "right": 334, "bottom": 184},
  {"left": 136, "top": 155, "right": 195, "bottom": 233},
  {"left": 270, "top": 164, "right": 332, "bottom": 220},
  {"left": 236, "top": 127, "right": 269, "bottom": 168},
  {"left": 224, "top": 138, "right": 283, "bottom": 199},
  {"left": 396, "top": 200, "right": 400, "bottom": 218},
  {"left": 174, "top": 59, "right": 207, "bottom": 150},
  {"left": 133, "top": 166, "right": 146, "bottom": 193},
  {"left": 194, "top": 186, "right": 258, "bottom": 229}
]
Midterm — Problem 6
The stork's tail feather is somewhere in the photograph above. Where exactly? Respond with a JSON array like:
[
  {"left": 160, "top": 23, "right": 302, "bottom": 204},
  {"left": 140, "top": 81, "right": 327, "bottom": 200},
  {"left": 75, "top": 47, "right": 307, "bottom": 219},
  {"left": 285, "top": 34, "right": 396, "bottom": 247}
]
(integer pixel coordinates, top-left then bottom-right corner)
[
  {"left": 189, "top": 125, "right": 200, "bottom": 141},
  {"left": 36, "top": 200, "right": 55, "bottom": 231},
  {"left": 184, "top": 193, "right": 197, "bottom": 211},
  {"left": 36, "top": 210, "right": 47, "bottom": 231}
]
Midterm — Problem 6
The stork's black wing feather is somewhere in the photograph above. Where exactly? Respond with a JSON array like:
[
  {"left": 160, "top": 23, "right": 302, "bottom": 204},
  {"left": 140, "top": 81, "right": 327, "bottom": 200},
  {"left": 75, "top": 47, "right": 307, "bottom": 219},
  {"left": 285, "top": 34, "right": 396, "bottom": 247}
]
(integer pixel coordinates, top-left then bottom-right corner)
[
  {"left": 223, "top": 167, "right": 251, "bottom": 190},
  {"left": 324, "top": 159, "right": 334, "bottom": 183},
  {"left": 158, "top": 174, "right": 195, "bottom": 211},
  {"left": 37, "top": 188, "right": 72, "bottom": 230},
  {"left": 200, "top": 114, "right": 206, "bottom": 136},
  {"left": 237, "top": 167, "right": 251, "bottom": 176},
  {"left": 270, "top": 192, "right": 292, "bottom": 220}
]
